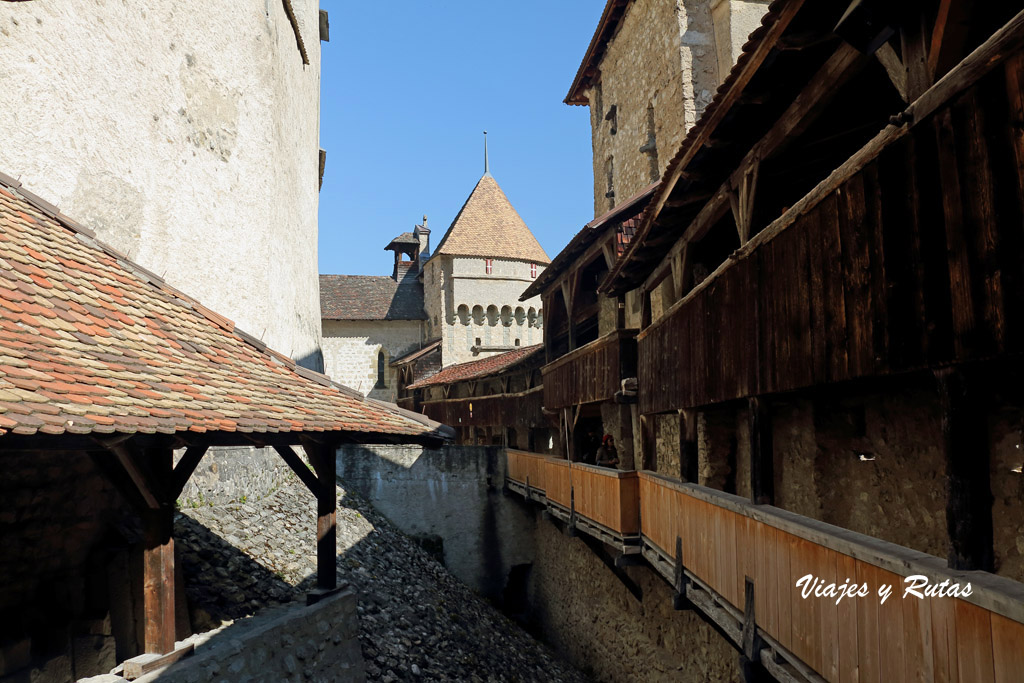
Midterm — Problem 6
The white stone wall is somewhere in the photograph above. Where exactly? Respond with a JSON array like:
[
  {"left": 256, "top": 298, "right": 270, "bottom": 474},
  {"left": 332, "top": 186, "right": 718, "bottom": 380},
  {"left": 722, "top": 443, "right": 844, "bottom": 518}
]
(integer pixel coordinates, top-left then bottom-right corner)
[
  {"left": 0, "top": 0, "right": 324, "bottom": 367},
  {"left": 712, "top": 0, "right": 771, "bottom": 83},
  {"left": 322, "top": 320, "right": 423, "bottom": 402},
  {"left": 433, "top": 255, "right": 545, "bottom": 366}
]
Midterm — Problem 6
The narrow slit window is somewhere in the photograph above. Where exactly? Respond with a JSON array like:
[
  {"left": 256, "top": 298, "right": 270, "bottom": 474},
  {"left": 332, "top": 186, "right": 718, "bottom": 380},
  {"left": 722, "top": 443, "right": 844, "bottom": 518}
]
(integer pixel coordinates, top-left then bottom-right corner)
[
  {"left": 485, "top": 258, "right": 493, "bottom": 274},
  {"left": 530, "top": 263, "right": 537, "bottom": 278}
]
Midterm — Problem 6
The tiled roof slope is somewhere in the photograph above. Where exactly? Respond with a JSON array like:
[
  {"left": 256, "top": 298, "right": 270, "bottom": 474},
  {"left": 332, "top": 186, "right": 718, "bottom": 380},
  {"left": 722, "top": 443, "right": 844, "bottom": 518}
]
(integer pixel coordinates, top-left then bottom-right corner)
[
  {"left": 319, "top": 273, "right": 426, "bottom": 321},
  {"left": 407, "top": 345, "right": 543, "bottom": 390},
  {"left": 0, "top": 177, "right": 448, "bottom": 442},
  {"left": 431, "top": 175, "right": 550, "bottom": 264}
]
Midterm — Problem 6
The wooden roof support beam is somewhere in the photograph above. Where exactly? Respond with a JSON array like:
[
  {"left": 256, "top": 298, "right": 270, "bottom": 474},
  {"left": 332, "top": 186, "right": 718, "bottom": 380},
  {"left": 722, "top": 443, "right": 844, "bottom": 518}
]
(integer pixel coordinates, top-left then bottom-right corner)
[
  {"left": 170, "top": 445, "right": 209, "bottom": 500},
  {"left": 273, "top": 444, "right": 320, "bottom": 495},
  {"left": 640, "top": 42, "right": 868, "bottom": 299},
  {"left": 304, "top": 441, "right": 339, "bottom": 596},
  {"left": 929, "top": 0, "right": 973, "bottom": 83},
  {"left": 875, "top": 42, "right": 909, "bottom": 102}
]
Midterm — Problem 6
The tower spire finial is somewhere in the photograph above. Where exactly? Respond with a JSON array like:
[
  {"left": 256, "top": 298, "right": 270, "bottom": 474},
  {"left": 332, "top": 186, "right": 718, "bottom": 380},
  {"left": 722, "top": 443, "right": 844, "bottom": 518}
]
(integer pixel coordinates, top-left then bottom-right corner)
[{"left": 483, "top": 131, "right": 490, "bottom": 177}]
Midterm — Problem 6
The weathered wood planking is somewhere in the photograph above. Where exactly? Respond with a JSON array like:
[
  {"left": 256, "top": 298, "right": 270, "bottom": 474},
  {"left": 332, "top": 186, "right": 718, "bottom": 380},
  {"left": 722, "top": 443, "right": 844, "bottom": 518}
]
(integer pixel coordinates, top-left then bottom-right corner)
[
  {"left": 421, "top": 388, "right": 545, "bottom": 428},
  {"left": 543, "top": 329, "right": 637, "bottom": 409},
  {"left": 638, "top": 56, "right": 1024, "bottom": 414},
  {"left": 636, "top": 472, "right": 1024, "bottom": 682}
]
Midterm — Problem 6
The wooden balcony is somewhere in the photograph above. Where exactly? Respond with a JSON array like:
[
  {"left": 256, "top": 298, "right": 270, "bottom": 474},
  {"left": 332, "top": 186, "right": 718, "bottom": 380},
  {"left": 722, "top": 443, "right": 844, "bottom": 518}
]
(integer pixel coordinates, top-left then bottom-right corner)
[
  {"left": 506, "top": 449, "right": 1024, "bottom": 681},
  {"left": 421, "top": 387, "right": 543, "bottom": 428},
  {"left": 638, "top": 472, "right": 1024, "bottom": 682},
  {"left": 542, "top": 329, "right": 637, "bottom": 410}
]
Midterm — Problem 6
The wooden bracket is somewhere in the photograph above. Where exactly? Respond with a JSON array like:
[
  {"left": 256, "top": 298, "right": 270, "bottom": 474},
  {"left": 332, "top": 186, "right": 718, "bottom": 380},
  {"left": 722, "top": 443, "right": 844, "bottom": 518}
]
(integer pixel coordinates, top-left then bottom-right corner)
[
  {"left": 673, "top": 535, "right": 694, "bottom": 610},
  {"left": 601, "top": 240, "right": 617, "bottom": 269},
  {"left": 729, "top": 161, "right": 759, "bottom": 244},
  {"left": 170, "top": 445, "right": 209, "bottom": 500},
  {"left": 875, "top": 42, "right": 909, "bottom": 102},
  {"left": 273, "top": 444, "right": 321, "bottom": 495}
]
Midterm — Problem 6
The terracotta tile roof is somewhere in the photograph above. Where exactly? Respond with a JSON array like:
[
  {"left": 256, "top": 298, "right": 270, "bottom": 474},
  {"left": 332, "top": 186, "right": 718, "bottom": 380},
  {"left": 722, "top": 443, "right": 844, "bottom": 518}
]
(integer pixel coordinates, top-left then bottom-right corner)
[
  {"left": 390, "top": 339, "right": 441, "bottom": 367},
  {"left": 565, "top": 0, "right": 632, "bottom": 105},
  {"left": 406, "top": 345, "right": 543, "bottom": 390},
  {"left": 431, "top": 175, "right": 550, "bottom": 264},
  {"left": 319, "top": 273, "right": 426, "bottom": 321},
  {"left": 0, "top": 176, "right": 450, "bottom": 444},
  {"left": 520, "top": 182, "right": 655, "bottom": 301}
]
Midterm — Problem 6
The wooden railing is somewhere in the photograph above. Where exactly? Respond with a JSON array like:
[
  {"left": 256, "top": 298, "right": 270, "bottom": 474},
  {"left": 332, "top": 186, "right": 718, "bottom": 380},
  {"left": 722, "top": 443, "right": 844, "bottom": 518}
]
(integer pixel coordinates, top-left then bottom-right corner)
[
  {"left": 505, "top": 450, "right": 1024, "bottom": 682},
  {"left": 639, "top": 47, "right": 1024, "bottom": 415},
  {"left": 421, "top": 387, "right": 544, "bottom": 428},
  {"left": 506, "top": 449, "right": 548, "bottom": 493},
  {"left": 544, "top": 457, "right": 572, "bottom": 508},
  {"left": 639, "top": 472, "right": 1024, "bottom": 683},
  {"left": 571, "top": 464, "right": 639, "bottom": 535},
  {"left": 542, "top": 329, "right": 637, "bottom": 409}
]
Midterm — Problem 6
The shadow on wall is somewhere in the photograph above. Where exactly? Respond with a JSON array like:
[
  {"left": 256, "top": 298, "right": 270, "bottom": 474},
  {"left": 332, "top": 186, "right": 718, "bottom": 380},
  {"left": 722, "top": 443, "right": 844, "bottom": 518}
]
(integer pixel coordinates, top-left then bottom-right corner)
[
  {"left": 295, "top": 348, "right": 325, "bottom": 374},
  {"left": 335, "top": 445, "right": 538, "bottom": 608}
]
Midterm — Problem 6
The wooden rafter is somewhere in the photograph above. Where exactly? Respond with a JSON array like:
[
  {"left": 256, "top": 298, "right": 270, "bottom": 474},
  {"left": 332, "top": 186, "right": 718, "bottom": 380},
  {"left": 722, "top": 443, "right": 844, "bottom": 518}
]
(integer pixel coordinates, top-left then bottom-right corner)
[
  {"left": 875, "top": 42, "right": 909, "bottom": 102},
  {"left": 273, "top": 444, "right": 320, "bottom": 495},
  {"left": 929, "top": 0, "right": 972, "bottom": 83}
]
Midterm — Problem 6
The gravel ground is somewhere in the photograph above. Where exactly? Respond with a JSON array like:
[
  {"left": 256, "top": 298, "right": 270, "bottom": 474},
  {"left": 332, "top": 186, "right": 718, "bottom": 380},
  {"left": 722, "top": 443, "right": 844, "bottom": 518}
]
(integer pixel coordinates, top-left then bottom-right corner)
[{"left": 175, "top": 472, "right": 590, "bottom": 683}]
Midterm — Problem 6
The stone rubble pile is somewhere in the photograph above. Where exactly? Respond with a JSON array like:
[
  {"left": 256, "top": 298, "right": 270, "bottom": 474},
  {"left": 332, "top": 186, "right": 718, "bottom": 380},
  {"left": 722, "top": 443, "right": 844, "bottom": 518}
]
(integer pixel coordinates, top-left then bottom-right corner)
[{"left": 175, "top": 473, "right": 590, "bottom": 683}]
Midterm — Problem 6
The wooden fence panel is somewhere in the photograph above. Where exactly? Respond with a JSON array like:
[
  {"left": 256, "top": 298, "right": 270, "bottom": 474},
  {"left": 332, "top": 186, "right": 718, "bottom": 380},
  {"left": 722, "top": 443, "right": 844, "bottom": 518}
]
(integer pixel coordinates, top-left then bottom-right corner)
[
  {"left": 545, "top": 458, "right": 572, "bottom": 508},
  {"left": 544, "top": 330, "right": 637, "bottom": 409}
]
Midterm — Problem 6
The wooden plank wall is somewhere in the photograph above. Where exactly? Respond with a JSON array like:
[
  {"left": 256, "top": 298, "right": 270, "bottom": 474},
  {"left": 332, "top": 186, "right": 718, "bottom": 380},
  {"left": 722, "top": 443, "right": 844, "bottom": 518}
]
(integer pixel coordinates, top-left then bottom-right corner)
[
  {"left": 639, "top": 57, "right": 1024, "bottom": 415},
  {"left": 544, "top": 457, "right": 572, "bottom": 508},
  {"left": 638, "top": 473, "right": 1024, "bottom": 683},
  {"left": 571, "top": 464, "right": 640, "bottom": 535},
  {"left": 506, "top": 449, "right": 548, "bottom": 492},
  {"left": 421, "top": 388, "right": 544, "bottom": 428},
  {"left": 543, "top": 330, "right": 635, "bottom": 409}
]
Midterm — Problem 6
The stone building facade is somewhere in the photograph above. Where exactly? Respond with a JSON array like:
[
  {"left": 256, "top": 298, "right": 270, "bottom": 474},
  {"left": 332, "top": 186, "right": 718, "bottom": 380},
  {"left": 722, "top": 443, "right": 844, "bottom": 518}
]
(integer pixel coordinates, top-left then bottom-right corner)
[
  {"left": 567, "top": 0, "right": 769, "bottom": 216},
  {"left": 323, "top": 169, "right": 550, "bottom": 391},
  {"left": 0, "top": 0, "right": 326, "bottom": 369}
]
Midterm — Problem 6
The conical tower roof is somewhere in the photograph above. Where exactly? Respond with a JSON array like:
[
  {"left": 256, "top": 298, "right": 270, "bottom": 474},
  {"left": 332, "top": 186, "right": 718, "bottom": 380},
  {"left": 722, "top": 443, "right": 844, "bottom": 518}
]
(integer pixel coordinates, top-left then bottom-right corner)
[{"left": 431, "top": 174, "right": 551, "bottom": 264}]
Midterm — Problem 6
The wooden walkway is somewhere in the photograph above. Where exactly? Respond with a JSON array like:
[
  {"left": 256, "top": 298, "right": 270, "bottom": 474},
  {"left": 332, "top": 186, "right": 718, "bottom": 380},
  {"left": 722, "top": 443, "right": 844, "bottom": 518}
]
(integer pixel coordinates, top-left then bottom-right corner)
[{"left": 506, "top": 450, "right": 1024, "bottom": 683}]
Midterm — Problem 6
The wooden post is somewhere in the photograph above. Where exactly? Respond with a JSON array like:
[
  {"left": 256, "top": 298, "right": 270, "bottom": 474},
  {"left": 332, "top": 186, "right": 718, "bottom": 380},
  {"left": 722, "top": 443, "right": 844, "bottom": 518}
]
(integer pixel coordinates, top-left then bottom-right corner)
[
  {"left": 748, "top": 398, "right": 774, "bottom": 505},
  {"left": 679, "top": 409, "right": 698, "bottom": 483},
  {"left": 142, "top": 448, "right": 175, "bottom": 655},
  {"left": 305, "top": 444, "right": 338, "bottom": 593},
  {"left": 640, "top": 414, "right": 657, "bottom": 471},
  {"left": 936, "top": 368, "right": 994, "bottom": 571}
]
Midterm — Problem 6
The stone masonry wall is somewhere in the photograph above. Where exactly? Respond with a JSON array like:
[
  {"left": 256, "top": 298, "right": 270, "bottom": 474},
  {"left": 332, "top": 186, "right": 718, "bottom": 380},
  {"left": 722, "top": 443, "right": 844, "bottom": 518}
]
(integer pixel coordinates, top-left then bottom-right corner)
[
  {"left": 133, "top": 589, "right": 364, "bottom": 683},
  {"left": 321, "top": 319, "right": 423, "bottom": 402},
  {"left": 176, "top": 446, "right": 292, "bottom": 507},
  {"left": 530, "top": 518, "right": 741, "bottom": 682},
  {"left": 335, "top": 445, "right": 536, "bottom": 600},
  {"left": 0, "top": 0, "right": 324, "bottom": 367}
]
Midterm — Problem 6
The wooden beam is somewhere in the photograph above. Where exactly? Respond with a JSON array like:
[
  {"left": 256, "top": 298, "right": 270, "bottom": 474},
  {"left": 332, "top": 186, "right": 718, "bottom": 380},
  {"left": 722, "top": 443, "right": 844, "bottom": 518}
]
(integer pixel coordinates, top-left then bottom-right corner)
[
  {"left": 679, "top": 409, "right": 698, "bottom": 483},
  {"left": 170, "top": 445, "right": 209, "bottom": 500},
  {"left": 928, "top": 0, "right": 972, "bottom": 82},
  {"left": 107, "top": 444, "right": 162, "bottom": 510},
  {"left": 875, "top": 42, "right": 909, "bottom": 102},
  {"left": 748, "top": 397, "right": 774, "bottom": 505},
  {"left": 141, "top": 448, "right": 175, "bottom": 655},
  {"left": 936, "top": 368, "right": 994, "bottom": 571},
  {"left": 601, "top": 240, "right": 617, "bottom": 269},
  {"left": 306, "top": 443, "right": 338, "bottom": 592},
  {"left": 272, "top": 444, "right": 320, "bottom": 495},
  {"left": 901, "top": 11, "right": 932, "bottom": 101},
  {"left": 644, "top": 43, "right": 868, "bottom": 295}
]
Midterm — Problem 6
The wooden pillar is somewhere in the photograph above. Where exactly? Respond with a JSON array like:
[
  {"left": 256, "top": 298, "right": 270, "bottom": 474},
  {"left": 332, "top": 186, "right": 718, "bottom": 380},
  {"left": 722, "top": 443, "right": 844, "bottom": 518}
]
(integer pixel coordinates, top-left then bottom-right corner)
[
  {"left": 936, "top": 368, "right": 994, "bottom": 571},
  {"left": 748, "top": 397, "right": 774, "bottom": 505},
  {"left": 679, "top": 409, "right": 698, "bottom": 483},
  {"left": 142, "top": 448, "right": 175, "bottom": 654},
  {"left": 640, "top": 414, "right": 657, "bottom": 471},
  {"left": 307, "top": 445, "right": 338, "bottom": 591}
]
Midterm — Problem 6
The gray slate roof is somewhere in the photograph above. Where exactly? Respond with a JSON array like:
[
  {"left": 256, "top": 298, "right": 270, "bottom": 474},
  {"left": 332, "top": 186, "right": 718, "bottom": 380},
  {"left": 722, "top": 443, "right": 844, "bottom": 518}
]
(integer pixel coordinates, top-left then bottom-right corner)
[{"left": 320, "top": 273, "right": 426, "bottom": 321}]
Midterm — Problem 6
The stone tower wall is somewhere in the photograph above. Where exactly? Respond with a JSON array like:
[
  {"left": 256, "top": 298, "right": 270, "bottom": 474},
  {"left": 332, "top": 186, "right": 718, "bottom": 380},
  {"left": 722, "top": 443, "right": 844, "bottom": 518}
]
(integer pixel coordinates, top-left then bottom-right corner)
[
  {"left": 586, "top": 0, "right": 768, "bottom": 216},
  {"left": 0, "top": 0, "right": 325, "bottom": 367},
  {"left": 434, "top": 256, "right": 545, "bottom": 366}
]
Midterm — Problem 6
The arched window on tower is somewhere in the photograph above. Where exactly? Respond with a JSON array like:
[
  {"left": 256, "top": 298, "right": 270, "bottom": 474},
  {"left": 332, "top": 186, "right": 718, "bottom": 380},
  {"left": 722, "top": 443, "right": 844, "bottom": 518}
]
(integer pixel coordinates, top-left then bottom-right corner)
[{"left": 376, "top": 350, "right": 387, "bottom": 388}]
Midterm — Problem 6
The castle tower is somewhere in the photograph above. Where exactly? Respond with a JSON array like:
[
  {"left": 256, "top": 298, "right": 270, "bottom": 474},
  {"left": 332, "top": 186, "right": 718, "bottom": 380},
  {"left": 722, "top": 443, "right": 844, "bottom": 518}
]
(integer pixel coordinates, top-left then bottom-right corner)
[{"left": 423, "top": 152, "right": 550, "bottom": 366}]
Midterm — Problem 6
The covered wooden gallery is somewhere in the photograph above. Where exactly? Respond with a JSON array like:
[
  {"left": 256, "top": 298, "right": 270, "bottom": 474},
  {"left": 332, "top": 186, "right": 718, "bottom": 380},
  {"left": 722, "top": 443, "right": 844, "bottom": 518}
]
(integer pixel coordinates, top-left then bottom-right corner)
[
  {"left": 401, "top": 344, "right": 553, "bottom": 449},
  {"left": 519, "top": 184, "right": 652, "bottom": 468},
  {"left": 0, "top": 173, "right": 451, "bottom": 679},
  {"left": 601, "top": 0, "right": 1024, "bottom": 578}
]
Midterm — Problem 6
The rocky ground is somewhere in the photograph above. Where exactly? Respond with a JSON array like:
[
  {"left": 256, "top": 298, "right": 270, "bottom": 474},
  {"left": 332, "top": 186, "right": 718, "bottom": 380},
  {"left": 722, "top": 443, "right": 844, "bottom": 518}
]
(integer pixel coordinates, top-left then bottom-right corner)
[{"left": 174, "top": 473, "right": 590, "bottom": 683}]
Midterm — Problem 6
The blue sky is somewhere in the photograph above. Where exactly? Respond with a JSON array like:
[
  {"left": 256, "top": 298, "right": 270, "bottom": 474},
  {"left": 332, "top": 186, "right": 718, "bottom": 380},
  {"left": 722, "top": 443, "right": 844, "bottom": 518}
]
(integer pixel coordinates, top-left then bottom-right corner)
[{"left": 317, "top": 1, "right": 603, "bottom": 276}]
